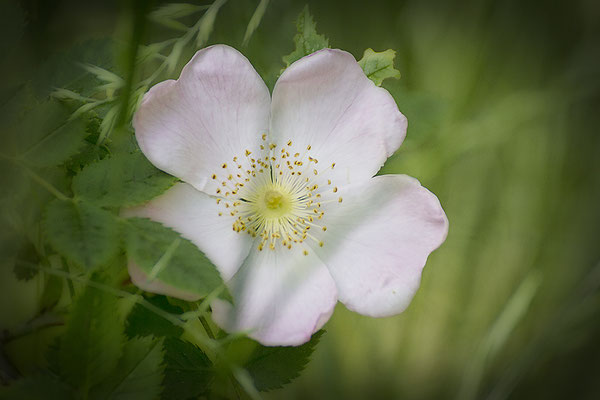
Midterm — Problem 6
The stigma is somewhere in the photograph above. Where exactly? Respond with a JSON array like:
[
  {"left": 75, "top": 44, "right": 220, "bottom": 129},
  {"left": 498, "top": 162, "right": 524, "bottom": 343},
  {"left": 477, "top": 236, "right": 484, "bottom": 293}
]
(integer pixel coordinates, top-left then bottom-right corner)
[{"left": 211, "top": 135, "right": 341, "bottom": 254}]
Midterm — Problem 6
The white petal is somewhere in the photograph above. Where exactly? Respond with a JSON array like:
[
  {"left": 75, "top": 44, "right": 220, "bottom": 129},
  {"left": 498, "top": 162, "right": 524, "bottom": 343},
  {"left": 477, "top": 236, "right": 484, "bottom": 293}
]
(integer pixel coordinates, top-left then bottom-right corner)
[
  {"left": 270, "top": 49, "right": 407, "bottom": 186},
  {"left": 212, "top": 246, "right": 338, "bottom": 346},
  {"left": 123, "top": 183, "right": 252, "bottom": 281},
  {"left": 133, "top": 45, "right": 271, "bottom": 195},
  {"left": 315, "top": 175, "right": 448, "bottom": 317},
  {"left": 127, "top": 261, "right": 202, "bottom": 302}
]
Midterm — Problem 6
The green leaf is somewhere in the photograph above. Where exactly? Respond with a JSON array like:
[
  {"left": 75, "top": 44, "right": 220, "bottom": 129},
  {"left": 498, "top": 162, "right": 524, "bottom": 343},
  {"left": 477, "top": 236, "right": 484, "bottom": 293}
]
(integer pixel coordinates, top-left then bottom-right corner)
[
  {"left": 124, "top": 218, "right": 224, "bottom": 298},
  {"left": 245, "top": 331, "right": 325, "bottom": 391},
  {"left": 282, "top": 6, "right": 329, "bottom": 68},
  {"left": 44, "top": 200, "right": 121, "bottom": 269},
  {"left": 2, "top": 94, "right": 89, "bottom": 167},
  {"left": 64, "top": 116, "right": 111, "bottom": 174},
  {"left": 73, "top": 152, "right": 177, "bottom": 208},
  {"left": 0, "top": 374, "right": 75, "bottom": 400},
  {"left": 126, "top": 295, "right": 184, "bottom": 339},
  {"left": 58, "top": 274, "right": 124, "bottom": 395},
  {"left": 162, "top": 337, "right": 213, "bottom": 400},
  {"left": 90, "top": 336, "right": 165, "bottom": 400},
  {"left": 358, "top": 48, "right": 402, "bottom": 86},
  {"left": 22, "top": 116, "right": 89, "bottom": 168}
]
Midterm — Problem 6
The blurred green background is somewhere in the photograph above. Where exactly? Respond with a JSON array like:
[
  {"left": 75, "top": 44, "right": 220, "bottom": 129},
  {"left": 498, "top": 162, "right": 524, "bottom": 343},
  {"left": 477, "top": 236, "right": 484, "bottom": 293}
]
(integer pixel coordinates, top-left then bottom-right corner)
[{"left": 1, "top": 0, "right": 599, "bottom": 399}]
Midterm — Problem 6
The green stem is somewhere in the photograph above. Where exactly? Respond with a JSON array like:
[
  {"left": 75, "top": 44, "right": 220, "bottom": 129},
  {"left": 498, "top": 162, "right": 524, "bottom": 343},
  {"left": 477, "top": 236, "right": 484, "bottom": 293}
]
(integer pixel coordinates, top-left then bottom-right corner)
[
  {"left": 21, "top": 164, "right": 70, "bottom": 201},
  {"left": 199, "top": 315, "right": 215, "bottom": 339},
  {"left": 2, "top": 312, "right": 65, "bottom": 344},
  {"left": 30, "top": 263, "right": 220, "bottom": 353}
]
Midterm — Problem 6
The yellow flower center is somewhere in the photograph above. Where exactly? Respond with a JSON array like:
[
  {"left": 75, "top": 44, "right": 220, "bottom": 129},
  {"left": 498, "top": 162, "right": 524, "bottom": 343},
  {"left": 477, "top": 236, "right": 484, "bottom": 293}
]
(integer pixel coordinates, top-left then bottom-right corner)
[
  {"left": 263, "top": 189, "right": 288, "bottom": 211},
  {"left": 211, "top": 135, "right": 343, "bottom": 254}
]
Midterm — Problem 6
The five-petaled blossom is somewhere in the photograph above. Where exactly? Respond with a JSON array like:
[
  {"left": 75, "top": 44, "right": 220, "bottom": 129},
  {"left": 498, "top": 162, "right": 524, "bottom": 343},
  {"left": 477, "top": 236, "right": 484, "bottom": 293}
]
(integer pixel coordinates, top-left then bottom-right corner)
[{"left": 128, "top": 44, "right": 448, "bottom": 346}]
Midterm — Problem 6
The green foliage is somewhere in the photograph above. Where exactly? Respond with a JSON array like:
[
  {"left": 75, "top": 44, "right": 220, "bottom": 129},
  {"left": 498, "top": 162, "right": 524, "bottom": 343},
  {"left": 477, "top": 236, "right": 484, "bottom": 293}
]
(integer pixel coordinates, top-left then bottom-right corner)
[
  {"left": 282, "top": 6, "right": 329, "bottom": 67},
  {"left": 124, "top": 217, "right": 224, "bottom": 298},
  {"left": 1, "top": 3, "right": 334, "bottom": 399},
  {"left": 12, "top": 242, "right": 40, "bottom": 281},
  {"left": 57, "top": 274, "right": 124, "bottom": 395},
  {"left": 162, "top": 337, "right": 214, "bottom": 400},
  {"left": 3, "top": 95, "right": 89, "bottom": 167},
  {"left": 126, "top": 295, "right": 184, "bottom": 339},
  {"left": 90, "top": 336, "right": 165, "bottom": 400},
  {"left": 0, "top": 374, "right": 75, "bottom": 400},
  {"left": 44, "top": 200, "right": 121, "bottom": 269},
  {"left": 243, "top": 0, "right": 270, "bottom": 46},
  {"left": 358, "top": 48, "right": 401, "bottom": 86},
  {"left": 65, "top": 116, "right": 111, "bottom": 174},
  {"left": 32, "top": 38, "right": 115, "bottom": 98},
  {"left": 39, "top": 274, "right": 64, "bottom": 311},
  {"left": 245, "top": 331, "right": 325, "bottom": 391},
  {"left": 73, "top": 151, "right": 177, "bottom": 208},
  {"left": 149, "top": 3, "right": 209, "bottom": 31},
  {"left": 23, "top": 117, "right": 89, "bottom": 168}
]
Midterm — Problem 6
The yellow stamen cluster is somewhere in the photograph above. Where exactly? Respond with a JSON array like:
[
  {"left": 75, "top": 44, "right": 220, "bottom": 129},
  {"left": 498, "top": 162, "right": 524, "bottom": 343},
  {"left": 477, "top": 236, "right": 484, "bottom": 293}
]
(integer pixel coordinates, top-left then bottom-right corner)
[{"left": 211, "top": 135, "right": 342, "bottom": 254}]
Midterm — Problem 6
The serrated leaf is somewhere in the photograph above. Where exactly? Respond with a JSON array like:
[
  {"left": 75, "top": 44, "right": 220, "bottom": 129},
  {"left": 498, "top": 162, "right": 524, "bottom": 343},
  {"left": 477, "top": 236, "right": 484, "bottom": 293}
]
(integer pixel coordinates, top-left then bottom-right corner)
[
  {"left": 58, "top": 274, "right": 124, "bottom": 395},
  {"left": 162, "top": 337, "right": 213, "bottom": 400},
  {"left": 358, "top": 48, "right": 401, "bottom": 86},
  {"left": 23, "top": 117, "right": 89, "bottom": 168},
  {"left": 65, "top": 118, "right": 111, "bottom": 174},
  {"left": 90, "top": 336, "right": 165, "bottom": 400},
  {"left": 246, "top": 331, "right": 324, "bottom": 391},
  {"left": 44, "top": 200, "right": 120, "bottom": 269},
  {"left": 126, "top": 295, "right": 184, "bottom": 339},
  {"left": 73, "top": 152, "right": 177, "bottom": 208},
  {"left": 282, "top": 6, "right": 329, "bottom": 68},
  {"left": 125, "top": 218, "right": 224, "bottom": 298},
  {"left": 0, "top": 374, "right": 75, "bottom": 400},
  {"left": 2, "top": 95, "right": 89, "bottom": 167}
]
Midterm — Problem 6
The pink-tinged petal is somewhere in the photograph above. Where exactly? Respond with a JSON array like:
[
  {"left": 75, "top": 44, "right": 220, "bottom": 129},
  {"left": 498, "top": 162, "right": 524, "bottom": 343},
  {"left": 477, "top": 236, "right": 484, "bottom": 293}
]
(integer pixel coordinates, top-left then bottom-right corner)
[
  {"left": 123, "top": 183, "right": 252, "bottom": 281},
  {"left": 211, "top": 246, "right": 338, "bottom": 346},
  {"left": 133, "top": 44, "right": 271, "bottom": 195},
  {"left": 270, "top": 49, "right": 407, "bottom": 186},
  {"left": 316, "top": 175, "right": 448, "bottom": 317},
  {"left": 127, "top": 261, "right": 201, "bottom": 302}
]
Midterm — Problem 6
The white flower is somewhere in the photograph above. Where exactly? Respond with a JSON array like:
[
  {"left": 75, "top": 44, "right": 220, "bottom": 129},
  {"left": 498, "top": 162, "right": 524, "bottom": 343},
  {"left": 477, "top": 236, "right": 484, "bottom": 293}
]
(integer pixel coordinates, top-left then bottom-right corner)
[{"left": 128, "top": 45, "right": 448, "bottom": 346}]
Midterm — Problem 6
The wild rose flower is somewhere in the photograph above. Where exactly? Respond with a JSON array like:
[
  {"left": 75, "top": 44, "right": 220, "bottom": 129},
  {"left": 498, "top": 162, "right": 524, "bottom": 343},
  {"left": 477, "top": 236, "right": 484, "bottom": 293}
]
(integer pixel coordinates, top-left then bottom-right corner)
[{"left": 128, "top": 44, "right": 448, "bottom": 346}]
